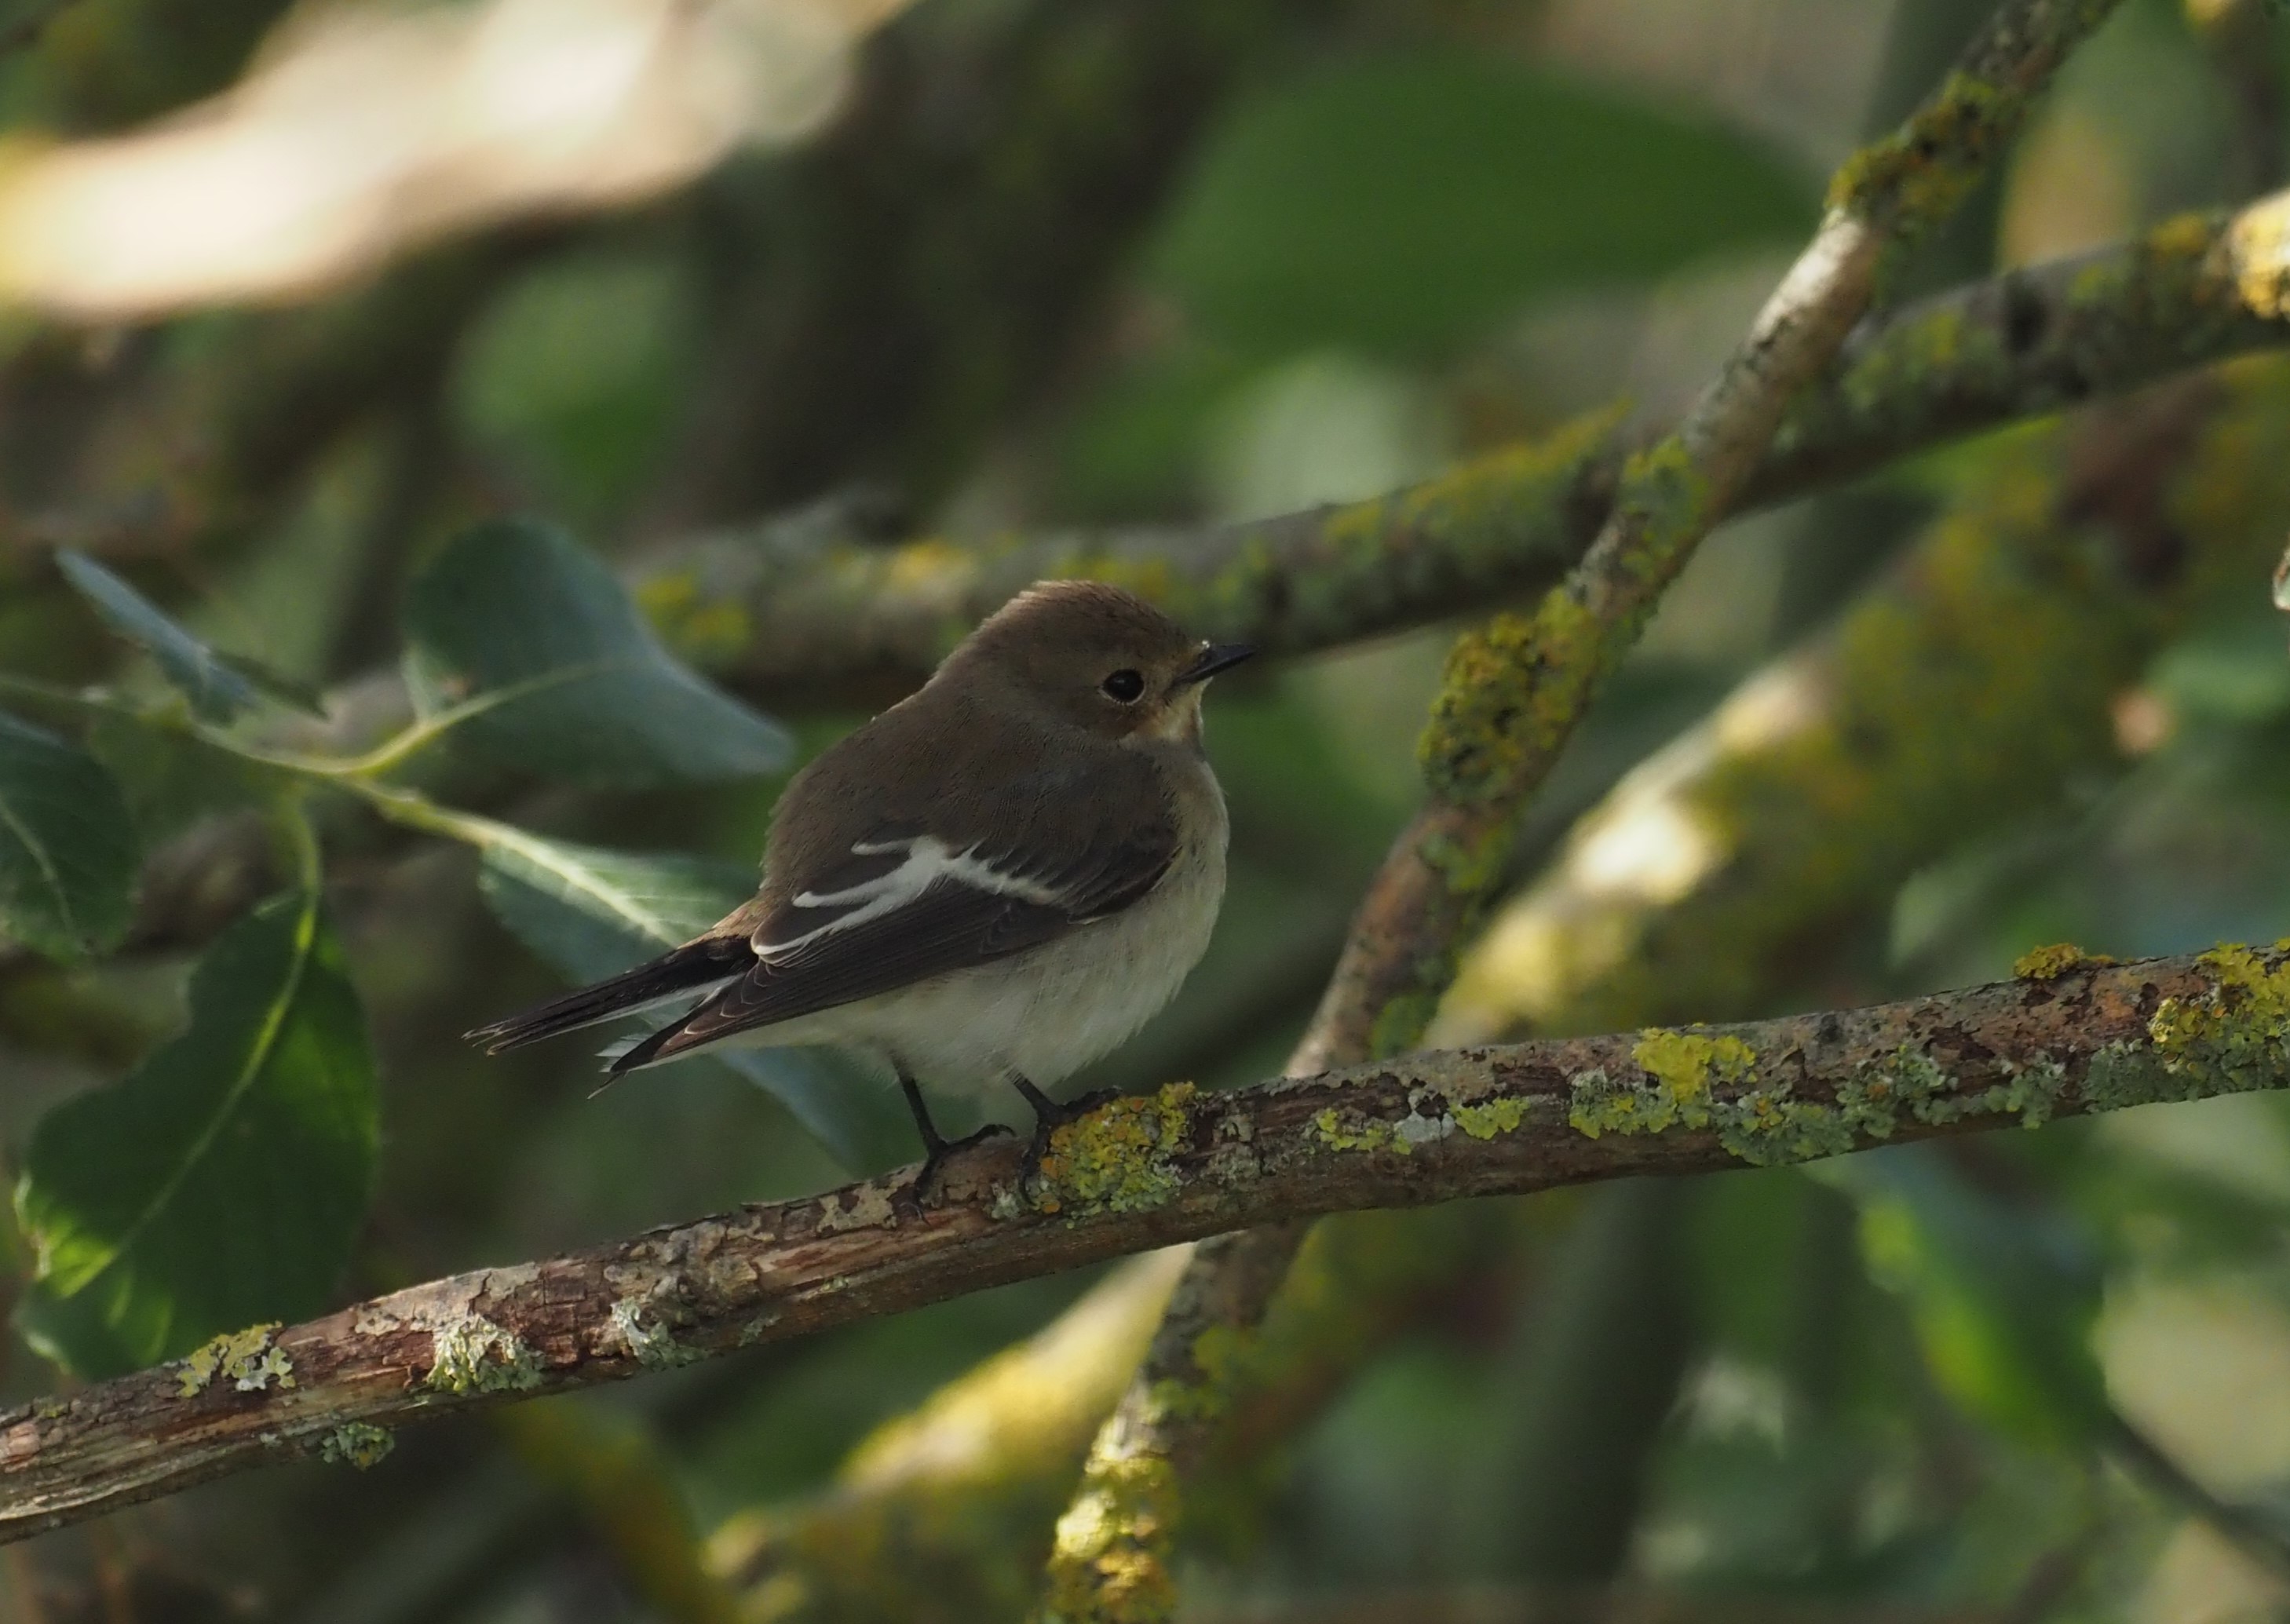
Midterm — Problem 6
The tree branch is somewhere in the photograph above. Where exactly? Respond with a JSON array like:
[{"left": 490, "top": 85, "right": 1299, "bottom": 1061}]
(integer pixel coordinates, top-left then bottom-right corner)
[
  {"left": 1342, "top": 0, "right": 2127, "bottom": 1073},
  {"left": 707, "top": 356, "right": 2280, "bottom": 1621},
  {"left": 1750, "top": 192, "right": 2290, "bottom": 508},
  {"left": 640, "top": 192, "right": 2290, "bottom": 706},
  {"left": 1444, "top": 370, "right": 2259, "bottom": 1042},
  {"left": 8, "top": 943, "right": 2285, "bottom": 1545},
  {"left": 1039, "top": 4, "right": 2133, "bottom": 1615},
  {"left": 9, "top": 196, "right": 2281, "bottom": 1002}
]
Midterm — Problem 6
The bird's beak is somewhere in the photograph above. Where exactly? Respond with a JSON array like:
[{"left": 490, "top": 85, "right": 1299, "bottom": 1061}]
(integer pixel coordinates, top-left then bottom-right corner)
[{"left": 1175, "top": 642, "right": 1255, "bottom": 686}]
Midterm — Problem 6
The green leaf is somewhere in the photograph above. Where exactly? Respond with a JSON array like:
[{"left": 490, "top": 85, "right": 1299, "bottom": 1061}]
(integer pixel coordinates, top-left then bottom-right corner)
[
  {"left": 1149, "top": 50, "right": 1817, "bottom": 356},
  {"left": 403, "top": 519, "right": 791, "bottom": 786},
  {"left": 55, "top": 550, "right": 261, "bottom": 724},
  {"left": 476, "top": 832, "right": 898, "bottom": 1172},
  {"left": 0, "top": 712, "right": 140, "bottom": 962},
  {"left": 479, "top": 833, "right": 756, "bottom": 984},
  {"left": 14, "top": 893, "right": 380, "bottom": 1378}
]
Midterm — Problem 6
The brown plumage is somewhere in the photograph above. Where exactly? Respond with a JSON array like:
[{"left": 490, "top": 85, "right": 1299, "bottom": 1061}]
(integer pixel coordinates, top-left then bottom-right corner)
[{"left": 467, "top": 581, "right": 1251, "bottom": 1171}]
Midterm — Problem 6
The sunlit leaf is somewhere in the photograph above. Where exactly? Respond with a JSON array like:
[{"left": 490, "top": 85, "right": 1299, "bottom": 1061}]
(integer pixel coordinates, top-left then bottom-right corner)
[
  {"left": 1151, "top": 51, "right": 1817, "bottom": 355},
  {"left": 0, "top": 712, "right": 139, "bottom": 963},
  {"left": 15, "top": 894, "right": 379, "bottom": 1378},
  {"left": 477, "top": 831, "right": 900, "bottom": 1172},
  {"left": 403, "top": 518, "right": 791, "bottom": 786},
  {"left": 55, "top": 550, "right": 261, "bottom": 724}
]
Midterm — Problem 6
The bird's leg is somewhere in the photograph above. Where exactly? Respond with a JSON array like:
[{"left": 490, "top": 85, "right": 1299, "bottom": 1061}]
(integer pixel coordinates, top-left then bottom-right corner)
[{"left": 900, "top": 1070, "right": 1008, "bottom": 1199}]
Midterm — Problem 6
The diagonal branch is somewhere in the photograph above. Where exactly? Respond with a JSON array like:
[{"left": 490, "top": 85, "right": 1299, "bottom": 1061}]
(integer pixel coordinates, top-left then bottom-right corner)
[
  {"left": 1039, "top": 3, "right": 2134, "bottom": 1616},
  {"left": 722, "top": 356, "right": 2278, "bottom": 1621},
  {"left": 5, "top": 942, "right": 2285, "bottom": 1546}
]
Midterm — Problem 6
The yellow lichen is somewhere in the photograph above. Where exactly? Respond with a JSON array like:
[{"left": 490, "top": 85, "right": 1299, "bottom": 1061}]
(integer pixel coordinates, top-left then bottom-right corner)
[
  {"left": 1828, "top": 68, "right": 2006, "bottom": 227},
  {"left": 883, "top": 536, "right": 973, "bottom": 590},
  {"left": 1448, "top": 1095, "right": 1528, "bottom": 1140},
  {"left": 2013, "top": 943, "right": 2116, "bottom": 980},
  {"left": 1632, "top": 1030, "right": 1756, "bottom": 1115},
  {"left": 2228, "top": 193, "right": 2290, "bottom": 319},
  {"left": 176, "top": 1323, "right": 293, "bottom": 1398},
  {"left": 633, "top": 571, "right": 753, "bottom": 666},
  {"left": 2146, "top": 942, "right": 2290, "bottom": 1086},
  {"left": 1141, "top": 1322, "right": 1257, "bottom": 1428},
  {"left": 1569, "top": 1031, "right": 1972, "bottom": 1167},
  {"left": 1032, "top": 1085, "right": 1197, "bottom": 1215},
  {"left": 1308, "top": 1105, "right": 1403, "bottom": 1156},
  {"left": 1036, "top": 1452, "right": 1182, "bottom": 1624},
  {"left": 2146, "top": 209, "right": 2220, "bottom": 265}
]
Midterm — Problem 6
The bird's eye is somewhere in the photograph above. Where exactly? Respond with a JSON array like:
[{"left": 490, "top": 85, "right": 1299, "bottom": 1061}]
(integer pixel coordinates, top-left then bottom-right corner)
[{"left": 1101, "top": 669, "right": 1145, "bottom": 703}]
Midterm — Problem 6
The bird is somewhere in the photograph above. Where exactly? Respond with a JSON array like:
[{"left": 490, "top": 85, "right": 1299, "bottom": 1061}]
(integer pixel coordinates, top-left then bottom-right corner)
[{"left": 466, "top": 579, "right": 1253, "bottom": 1188}]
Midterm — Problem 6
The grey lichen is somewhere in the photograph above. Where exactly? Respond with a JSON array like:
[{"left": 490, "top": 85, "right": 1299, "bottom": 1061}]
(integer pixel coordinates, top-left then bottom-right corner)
[
  {"left": 608, "top": 1298, "right": 703, "bottom": 1370},
  {"left": 175, "top": 1324, "right": 294, "bottom": 1399},
  {"left": 318, "top": 1422, "right": 396, "bottom": 1469},
  {"left": 424, "top": 1313, "right": 543, "bottom": 1395},
  {"left": 1569, "top": 1031, "right": 2067, "bottom": 1169},
  {"left": 2081, "top": 1038, "right": 2178, "bottom": 1111}
]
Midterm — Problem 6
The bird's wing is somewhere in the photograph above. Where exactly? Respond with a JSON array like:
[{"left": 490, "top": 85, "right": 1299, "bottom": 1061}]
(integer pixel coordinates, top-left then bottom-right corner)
[{"left": 608, "top": 795, "right": 1177, "bottom": 1072}]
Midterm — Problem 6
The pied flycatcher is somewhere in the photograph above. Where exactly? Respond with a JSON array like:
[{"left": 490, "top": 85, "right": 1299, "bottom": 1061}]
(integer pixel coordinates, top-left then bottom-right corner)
[{"left": 468, "top": 580, "right": 1252, "bottom": 1181}]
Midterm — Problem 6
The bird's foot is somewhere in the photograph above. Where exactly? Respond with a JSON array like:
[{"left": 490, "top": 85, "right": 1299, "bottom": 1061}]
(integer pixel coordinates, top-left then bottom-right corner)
[{"left": 910, "top": 1122, "right": 1015, "bottom": 1205}]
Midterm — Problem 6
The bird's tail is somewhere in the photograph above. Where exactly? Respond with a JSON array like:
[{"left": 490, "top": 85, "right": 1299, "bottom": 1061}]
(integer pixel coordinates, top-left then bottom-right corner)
[{"left": 465, "top": 935, "right": 754, "bottom": 1054}]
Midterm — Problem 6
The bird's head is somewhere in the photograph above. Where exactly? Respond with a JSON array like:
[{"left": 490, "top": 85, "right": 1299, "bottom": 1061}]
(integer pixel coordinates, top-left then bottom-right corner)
[{"left": 945, "top": 580, "right": 1254, "bottom": 743}]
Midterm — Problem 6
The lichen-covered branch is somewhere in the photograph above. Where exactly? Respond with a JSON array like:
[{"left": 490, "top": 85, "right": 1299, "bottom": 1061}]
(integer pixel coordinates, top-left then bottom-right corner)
[
  {"left": 636, "top": 170, "right": 2290, "bottom": 714},
  {"left": 720, "top": 353, "right": 2290, "bottom": 1624},
  {"left": 1750, "top": 194, "right": 2290, "bottom": 507},
  {"left": 7, "top": 943, "right": 2288, "bottom": 1546},
  {"left": 1328, "top": 0, "right": 2125, "bottom": 1074},
  {"left": 1445, "top": 360, "right": 2290, "bottom": 1041},
  {"left": 1035, "top": 1222, "right": 1310, "bottom": 1624},
  {"left": 1038, "top": 7, "right": 2127, "bottom": 1615},
  {"left": 13, "top": 195, "right": 2283, "bottom": 1004}
]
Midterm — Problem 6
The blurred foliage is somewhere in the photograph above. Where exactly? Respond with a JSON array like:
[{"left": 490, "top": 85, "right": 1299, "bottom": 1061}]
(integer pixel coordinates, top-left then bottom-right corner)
[
  {"left": 1150, "top": 50, "right": 1817, "bottom": 356},
  {"left": 2, "top": 0, "right": 2290, "bottom": 1621}
]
